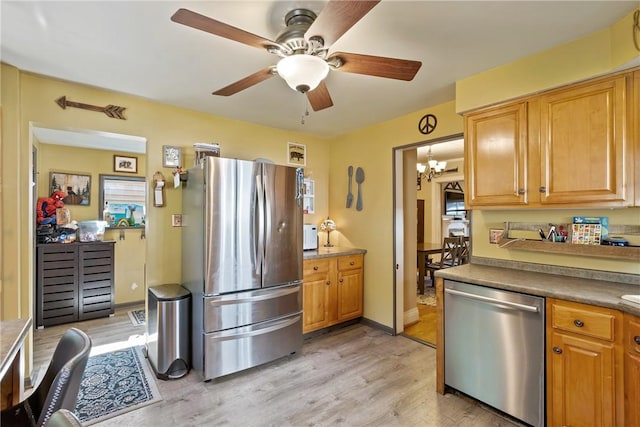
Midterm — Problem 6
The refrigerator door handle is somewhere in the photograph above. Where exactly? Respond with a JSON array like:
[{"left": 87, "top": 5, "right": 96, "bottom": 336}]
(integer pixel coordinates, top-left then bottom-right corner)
[
  {"left": 255, "top": 173, "right": 264, "bottom": 275},
  {"left": 263, "top": 171, "right": 272, "bottom": 277}
]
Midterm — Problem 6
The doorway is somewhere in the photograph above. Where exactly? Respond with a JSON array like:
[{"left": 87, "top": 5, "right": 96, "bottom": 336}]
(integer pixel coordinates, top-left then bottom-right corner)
[{"left": 393, "top": 134, "right": 465, "bottom": 347}]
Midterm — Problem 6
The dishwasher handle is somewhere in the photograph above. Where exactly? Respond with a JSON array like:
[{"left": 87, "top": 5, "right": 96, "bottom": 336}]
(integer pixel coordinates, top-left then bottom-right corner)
[{"left": 445, "top": 288, "right": 540, "bottom": 313}]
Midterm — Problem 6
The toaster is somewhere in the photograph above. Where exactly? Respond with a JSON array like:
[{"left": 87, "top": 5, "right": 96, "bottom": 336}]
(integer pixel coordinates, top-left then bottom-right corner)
[{"left": 303, "top": 224, "right": 318, "bottom": 250}]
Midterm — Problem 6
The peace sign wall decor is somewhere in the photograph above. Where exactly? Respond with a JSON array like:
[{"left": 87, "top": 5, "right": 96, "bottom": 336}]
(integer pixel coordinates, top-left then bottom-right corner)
[{"left": 418, "top": 114, "right": 437, "bottom": 135}]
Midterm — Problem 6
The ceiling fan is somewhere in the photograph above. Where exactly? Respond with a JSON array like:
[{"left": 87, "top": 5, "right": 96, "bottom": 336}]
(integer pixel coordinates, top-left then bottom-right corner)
[{"left": 170, "top": 1, "right": 422, "bottom": 111}]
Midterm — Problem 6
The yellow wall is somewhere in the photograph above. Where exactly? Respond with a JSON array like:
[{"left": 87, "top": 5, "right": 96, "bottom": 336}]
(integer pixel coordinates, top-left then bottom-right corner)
[
  {"left": 2, "top": 9, "right": 638, "bottom": 339},
  {"left": 1, "top": 65, "right": 331, "bottom": 376},
  {"left": 37, "top": 144, "right": 148, "bottom": 303},
  {"left": 329, "top": 101, "right": 463, "bottom": 327},
  {"left": 456, "top": 8, "right": 640, "bottom": 113}
]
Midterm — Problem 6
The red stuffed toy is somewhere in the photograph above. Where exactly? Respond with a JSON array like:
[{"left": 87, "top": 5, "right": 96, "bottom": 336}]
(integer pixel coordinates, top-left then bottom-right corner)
[{"left": 36, "top": 190, "right": 65, "bottom": 224}]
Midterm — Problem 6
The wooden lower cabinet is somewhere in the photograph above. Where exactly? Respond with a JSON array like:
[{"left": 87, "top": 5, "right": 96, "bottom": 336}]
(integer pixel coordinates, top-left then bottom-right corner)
[
  {"left": 546, "top": 298, "right": 624, "bottom": 427},
  {"left": 36, "top": 241, "right": 115, "bottom": 327},
  {"left": 302, "top": 254, "right": 364, "bottom": 333},
  {"left": 624, "top": 313, "right": 640, "bottom": 424}
]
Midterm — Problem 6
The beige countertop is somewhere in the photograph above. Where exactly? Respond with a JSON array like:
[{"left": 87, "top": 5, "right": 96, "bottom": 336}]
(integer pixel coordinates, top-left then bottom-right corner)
[
  {"left": 303, "top": 246, "right": 367, "bottom": 260},
  {"left": 0, "top": 318, "right": 32, "bottom": 379},
  {"left": 436, "top": 263, "right": 640, "bottom": 316}
]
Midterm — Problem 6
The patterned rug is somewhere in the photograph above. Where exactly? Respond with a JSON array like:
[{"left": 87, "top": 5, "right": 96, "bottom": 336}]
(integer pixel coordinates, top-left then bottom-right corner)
[
  {"left": 417, "top": 287, "right": 437, "bottom": 307},
  {"left": 74, "top": 346, "right": 161, "bottom": 425},
  {"left": 128, "top": 309, "right": 146, "bottom": 326}
]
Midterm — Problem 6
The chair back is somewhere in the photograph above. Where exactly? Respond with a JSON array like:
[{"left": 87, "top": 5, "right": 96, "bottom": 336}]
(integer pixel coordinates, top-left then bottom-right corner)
[
  {"left": 458, "top": 236, "right": 470, "bottom": 264},
  {"left": 439, "top": 237, "right": 460, "bottom": 267},
  {"left": 29, "top": 328, "right": 92, "bottom": 426}
]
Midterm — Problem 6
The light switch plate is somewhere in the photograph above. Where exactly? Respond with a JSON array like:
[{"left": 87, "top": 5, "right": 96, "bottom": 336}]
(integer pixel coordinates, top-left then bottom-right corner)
[{"left": 172, "top": 214, "right": 182, "bottom": 227}]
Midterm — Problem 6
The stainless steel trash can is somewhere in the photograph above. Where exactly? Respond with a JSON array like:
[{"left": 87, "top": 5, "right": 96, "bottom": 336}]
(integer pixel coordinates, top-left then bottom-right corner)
[{"left": 147, "top": 284, "right": 190, "bottom": 380}]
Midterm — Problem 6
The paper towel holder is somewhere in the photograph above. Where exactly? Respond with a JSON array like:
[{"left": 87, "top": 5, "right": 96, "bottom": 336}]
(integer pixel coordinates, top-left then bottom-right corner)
[{"left": 153, "top": 171, "right": 166, "bottom": 207}]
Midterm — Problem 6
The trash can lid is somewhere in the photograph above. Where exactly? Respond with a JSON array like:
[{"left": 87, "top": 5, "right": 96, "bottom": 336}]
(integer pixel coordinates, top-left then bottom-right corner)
[{"left": 149, "top": 284, "right": 190, "bottom": 301}]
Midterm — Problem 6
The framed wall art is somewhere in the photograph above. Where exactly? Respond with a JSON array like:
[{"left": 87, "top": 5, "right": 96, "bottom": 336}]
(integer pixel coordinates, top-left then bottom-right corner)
[
  {"left": 163, "top": 145, "right": 182, "bottom": 168},
  {"left": 114, "top": 155, "right": 138, "bottom": 173},
  {"left": 287, "top": 142, "right": 306, "bottom": 166},
  {"left": 50, "top": 171, "right": 91, "bottom": 205}
]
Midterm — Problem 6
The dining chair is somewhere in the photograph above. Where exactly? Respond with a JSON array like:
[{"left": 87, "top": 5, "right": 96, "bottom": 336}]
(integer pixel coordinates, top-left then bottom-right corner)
[
  {"left": 425, "top": 237, "right": 461, "bottom": 285},
  {"left": 42, "top": 409, "right": 82, "bottom": 427},
  {"left": 1, "top": 328, "right": 92, "bottom": 426},
  {"left": 458, "top": 236, "right": 470, "bottom": 265}
]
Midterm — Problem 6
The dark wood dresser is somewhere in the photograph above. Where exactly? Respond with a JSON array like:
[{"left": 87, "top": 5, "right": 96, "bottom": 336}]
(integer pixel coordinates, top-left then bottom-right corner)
[{"left": 36, "top": 241, "right": 115, "bottom": 327}]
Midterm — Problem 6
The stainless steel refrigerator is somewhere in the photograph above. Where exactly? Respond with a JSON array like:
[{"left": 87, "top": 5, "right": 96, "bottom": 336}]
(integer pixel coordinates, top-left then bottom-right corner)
[{"left": 182, "top": 156, "right": 304, "bottom": 380}]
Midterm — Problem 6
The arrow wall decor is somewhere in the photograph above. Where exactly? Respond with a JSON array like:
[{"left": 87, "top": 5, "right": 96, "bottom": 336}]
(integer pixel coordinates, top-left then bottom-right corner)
[{"left": 55, "top": 96, "right": 126, "bottom": 120}]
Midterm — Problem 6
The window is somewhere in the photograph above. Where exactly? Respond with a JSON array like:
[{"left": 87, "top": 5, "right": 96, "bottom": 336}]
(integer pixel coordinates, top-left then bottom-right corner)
[{"left": 99, "top": 175, "right": 146, "bottom": 227}]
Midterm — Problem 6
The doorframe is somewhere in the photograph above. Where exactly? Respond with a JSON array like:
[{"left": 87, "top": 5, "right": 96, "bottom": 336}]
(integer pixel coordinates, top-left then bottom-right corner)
[{"left": 392, "top": 133, "right": 464, "bottom": 335}]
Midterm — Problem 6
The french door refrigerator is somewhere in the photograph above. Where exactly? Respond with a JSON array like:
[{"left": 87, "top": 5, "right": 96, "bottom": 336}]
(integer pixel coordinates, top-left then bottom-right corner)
[{"left": 182, "top": 156, "right": 304, "bottom": 380}]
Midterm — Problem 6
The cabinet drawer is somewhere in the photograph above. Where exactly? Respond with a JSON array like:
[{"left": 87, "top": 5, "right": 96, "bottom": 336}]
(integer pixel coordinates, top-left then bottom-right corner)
[
  {"left": 338, "top": 255, "right": 363, "bottom": 271},
  {"left": 303, "top": 258, "right": 330, "bottom": 276},
  {"left": 625, "top": 314, "right": 640, "bottom": 354},
  {"left": 550, "top": 299, "right": 617, "bottom": 341}
]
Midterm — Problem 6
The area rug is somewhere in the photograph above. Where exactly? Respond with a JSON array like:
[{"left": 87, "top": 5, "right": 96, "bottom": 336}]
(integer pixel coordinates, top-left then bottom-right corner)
[
  {"left": 74, "top": 346, "right": 161, "bottom": 425},
  {"left": 417, "top": 287, "right": 437, "bottom": 307},
  {"left": 127, "top": 309, "right": 146, "bottom": 326}
]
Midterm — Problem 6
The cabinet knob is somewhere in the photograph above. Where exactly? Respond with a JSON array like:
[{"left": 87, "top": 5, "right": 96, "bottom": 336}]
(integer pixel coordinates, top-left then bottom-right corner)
[
  {"left": 326, "top": 281, "right": 330, "bottom": 285},
  {"left": 573, "top": 319, "right": 584, "bottom": 328},
  {"left": 634, "top": 336, "right": 640, "bottom": 345},
  {"left": 539, "top": 186, "right": 546, "bottom": 193},
  {"left": 552, "top": 346, "right": 563, "bottom": 354},
  {"left": 313, "top": 266, "right": 319, "bottom": 271},
  {"left": 349, "top": 261, "right": 354, "bottom": 266},
  {"left": 339, "top": 278, "right": 344, "bottom": 283},
  {"left": 517, "top": 189, "right": 525, "bottom": 195}
]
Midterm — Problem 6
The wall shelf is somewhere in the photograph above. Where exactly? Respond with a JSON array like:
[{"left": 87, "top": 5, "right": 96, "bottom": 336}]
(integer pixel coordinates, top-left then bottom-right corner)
[{"left": 497, "top": 238, "right": 640, "bottom": 261}]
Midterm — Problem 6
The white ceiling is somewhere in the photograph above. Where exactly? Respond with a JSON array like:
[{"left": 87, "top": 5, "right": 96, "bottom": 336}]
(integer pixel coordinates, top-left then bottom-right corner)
[{"left": 2, "top": 1, "right": 637, "bottom": 144}]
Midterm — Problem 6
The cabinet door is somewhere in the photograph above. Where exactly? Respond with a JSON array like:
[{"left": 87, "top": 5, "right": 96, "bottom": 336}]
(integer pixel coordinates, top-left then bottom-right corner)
[
  {"left": 634, "top": 70, "right": 640, "bottom": 206},
  {"left": 625, "top": 313, "right": 640, "bottom": 423},
  {"left": 78, "top": 242, "right": 115, "bottom": 320},
  {"left": 337, "top": 267, "right": 363, "bottom": 321},
  {"left": 539, "top": 75, "right": 632, "bottom": 206},
  {"left": 548, "top": 331, "right": 618, "bottom": 427},
  {"left": 465, "top": 102, "right": 528, "bottom": 207},
  {"left": 302, "top": 259, "right": 333, "bottom": 333}
]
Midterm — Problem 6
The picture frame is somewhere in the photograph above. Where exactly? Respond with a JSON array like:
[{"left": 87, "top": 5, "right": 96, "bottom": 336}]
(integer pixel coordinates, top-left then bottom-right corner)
[
  {"left": 49, "top": 171, "right": 91, "bottom": 206},
  {"left": 114, "top": 155, "right": 138, "bottom": 173},
  {"left": 162, "top": 145, "right": 182, "bottom": 168},
  {"left": 489, "top": 228, "right": 504, "bottom": 244},
  {"left": 287, "top": 142, "right": 306, "bottom": 166}
]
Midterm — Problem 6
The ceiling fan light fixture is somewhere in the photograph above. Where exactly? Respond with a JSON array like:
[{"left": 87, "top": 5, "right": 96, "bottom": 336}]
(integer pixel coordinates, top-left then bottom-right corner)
[{"left": 277, "top": 54, "right": 329, "bottom": 93}]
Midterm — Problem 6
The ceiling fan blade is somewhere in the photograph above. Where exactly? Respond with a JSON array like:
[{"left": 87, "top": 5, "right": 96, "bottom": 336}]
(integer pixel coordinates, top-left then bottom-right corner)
[
  {"left": 305, "top": 0, "right": 380, "bottom": 47},
  {"left": 171, "top": 8, "right": 277, "bottom": 50},
  {"left": 306, "top": 81, "right": 334, "bottom": 111},
  {"left": 212, "top": 67, "right": 275, "bottom": 96},
  {"left": 329, "top": 52, "right": 422, "bottom": 81}
]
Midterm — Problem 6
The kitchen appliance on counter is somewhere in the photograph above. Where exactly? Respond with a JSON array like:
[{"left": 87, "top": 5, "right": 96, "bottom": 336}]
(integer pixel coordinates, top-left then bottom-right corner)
[
  {"left": 303, "top": 224, "right": 318, "bottom": 250},
  {"left": 444, "top": 280, "right": 545, "bottom": 427},
  {"left": 182, "top": 156, "right": 304, "bottom": 380}
]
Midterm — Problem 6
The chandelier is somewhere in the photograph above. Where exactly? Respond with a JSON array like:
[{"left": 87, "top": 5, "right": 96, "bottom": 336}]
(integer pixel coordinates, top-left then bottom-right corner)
[{"left": 417, "top": 146, "right": 457, "bottom": 182}]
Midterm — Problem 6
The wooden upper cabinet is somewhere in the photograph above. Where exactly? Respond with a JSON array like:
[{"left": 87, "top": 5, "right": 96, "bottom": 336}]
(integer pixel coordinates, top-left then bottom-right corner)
[
  {"left": 538, "top": 75, "right": 632, "bottom": 206},
  {"left": 634, "top": 70, "right": 640, "bottom": 206},
  {"left": 465, "top": 101, "right": 528, "bottom": 207},
  {"left": 464, "top": 68, "right": 636, "bottom": 209}
]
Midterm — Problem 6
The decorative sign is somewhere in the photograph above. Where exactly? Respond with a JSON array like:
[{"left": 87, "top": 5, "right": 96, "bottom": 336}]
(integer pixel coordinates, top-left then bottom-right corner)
[
  {"left": 55, "top": 96, "right": 126, "bottom": 120},
  {"left": 418, "top": 114, "right": 437, "bottom": 135}
]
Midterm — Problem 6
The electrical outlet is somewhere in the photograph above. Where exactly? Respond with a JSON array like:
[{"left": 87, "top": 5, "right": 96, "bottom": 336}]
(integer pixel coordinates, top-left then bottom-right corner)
[{"left": 172, "top": 214, "right": 182, "bottom": 227}]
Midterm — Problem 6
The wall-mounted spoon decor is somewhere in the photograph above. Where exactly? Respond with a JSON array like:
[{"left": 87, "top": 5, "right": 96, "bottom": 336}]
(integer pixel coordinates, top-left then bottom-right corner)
[{"left": 355, "top": 167, "right": 365, "bottom": 211}]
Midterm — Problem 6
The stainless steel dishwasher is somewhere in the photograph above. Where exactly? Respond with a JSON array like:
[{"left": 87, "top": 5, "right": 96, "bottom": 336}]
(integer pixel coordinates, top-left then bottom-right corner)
[{"left": 444, "top": 280, "right": 545, "bottom": 427}]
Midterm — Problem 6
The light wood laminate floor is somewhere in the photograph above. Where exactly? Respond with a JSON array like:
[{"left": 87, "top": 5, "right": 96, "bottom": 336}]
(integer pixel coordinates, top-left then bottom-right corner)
[{"left": 33, "top": 305, "right": 523, "bottom": 427}]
